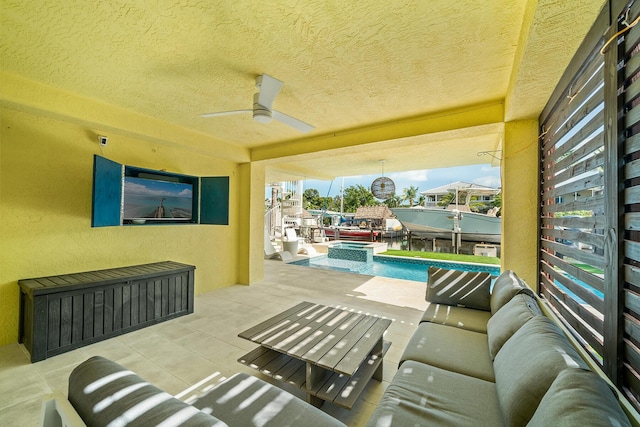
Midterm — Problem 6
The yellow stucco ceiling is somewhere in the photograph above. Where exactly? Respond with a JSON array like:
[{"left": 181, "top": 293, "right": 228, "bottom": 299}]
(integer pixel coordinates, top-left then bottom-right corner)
[{"left": 0, "top": 0, "right": 606, "bottom": 182}]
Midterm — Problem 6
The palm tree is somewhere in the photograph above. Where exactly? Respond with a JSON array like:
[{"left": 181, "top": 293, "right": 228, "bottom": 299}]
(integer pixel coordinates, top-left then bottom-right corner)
[
  {"left": 384, "top": 194, "right": 402, "bottom": 208},
  {"left": 437, "top": 192, "right": 455, "bottom": 207},
  {"left": 402, "top": 186, "right": 419, "bottom": 207}
]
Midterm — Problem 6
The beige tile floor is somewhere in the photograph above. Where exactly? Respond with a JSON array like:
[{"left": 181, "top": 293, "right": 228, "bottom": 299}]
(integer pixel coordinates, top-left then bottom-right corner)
[{"left": 0, "top": 260, "right": 428, "bottom": 426}]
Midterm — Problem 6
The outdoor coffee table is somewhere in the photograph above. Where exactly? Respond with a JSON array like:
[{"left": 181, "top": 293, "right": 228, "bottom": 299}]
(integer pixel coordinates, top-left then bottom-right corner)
[{"left": 237, "top": 301, "right": 391, "bottom": 409}]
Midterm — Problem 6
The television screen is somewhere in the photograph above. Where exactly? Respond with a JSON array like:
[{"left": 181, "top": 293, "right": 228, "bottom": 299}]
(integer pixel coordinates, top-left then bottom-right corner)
[{"left": 123, "top": 176, "right": 193, "bottom": 221}]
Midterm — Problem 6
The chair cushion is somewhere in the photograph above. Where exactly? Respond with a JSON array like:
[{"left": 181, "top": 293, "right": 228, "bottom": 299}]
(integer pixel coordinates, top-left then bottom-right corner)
[
  {"left": 490, "top": 270, "right": 534, "bottom": 314},
  {"left": 527, "top": 368, "right": 631, "bottom": 427},
  {"left": 400, "top": 322, "right": 495, "bottom": 382},
  {"left": 493, "top": 316, "right": 588, "bottom": 426},
  {"left": 487, "top": 293, "right": 541, "bottom": 359},
  {"left": 426, "top": 267, "right": 492, "bottom": 311},
  {"left": 365, "top": 360, "right": 504, "bottom": 427},
  {"left": 68, "top": 356, "right": 226, "bottom": 427},
  {"left": 420, "top": 303, "right": 492, "bottom": 333}
]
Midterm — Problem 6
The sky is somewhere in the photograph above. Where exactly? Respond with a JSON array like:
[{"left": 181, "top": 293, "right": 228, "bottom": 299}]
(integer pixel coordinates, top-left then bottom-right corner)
[{"left": 300, "top": 163, "right": 501, "bottom": 198}]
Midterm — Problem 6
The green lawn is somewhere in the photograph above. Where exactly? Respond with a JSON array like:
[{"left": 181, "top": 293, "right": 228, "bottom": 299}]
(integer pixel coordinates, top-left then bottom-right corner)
[
  {"left": 380, "top": 249, "right": 501, "bottom": 265},
  {"left": 570, "top": 263, "right": 604, "bottom": 275}
]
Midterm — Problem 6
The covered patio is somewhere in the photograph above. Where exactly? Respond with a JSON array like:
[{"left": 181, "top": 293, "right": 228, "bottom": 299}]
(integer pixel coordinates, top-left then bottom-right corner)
[
  {"left": 0, "top": 261, "right": 428, "bottom": 426},
  {"left": 4, "top": 0, "right": 640, "bottom": 424}
]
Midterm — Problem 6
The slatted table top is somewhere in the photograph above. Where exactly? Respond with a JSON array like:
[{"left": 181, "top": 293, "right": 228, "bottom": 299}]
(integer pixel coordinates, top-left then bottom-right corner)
[{"left": 238, "top": 301, "right": 391, "bottom": 376}]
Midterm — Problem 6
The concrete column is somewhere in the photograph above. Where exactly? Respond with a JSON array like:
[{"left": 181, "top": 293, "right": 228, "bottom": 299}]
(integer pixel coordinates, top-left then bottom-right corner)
[
  {"left": 502, "top": 120, "right": 539, "bottom": 290},
  {"left": 237, "top": 162, "right": 266, "bottom": 284}
]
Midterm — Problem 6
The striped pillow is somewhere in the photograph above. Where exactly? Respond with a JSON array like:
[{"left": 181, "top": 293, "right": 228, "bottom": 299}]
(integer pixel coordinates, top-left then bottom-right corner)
[{"left": 426, "top": 267, "right": 491, "bottom": 311}]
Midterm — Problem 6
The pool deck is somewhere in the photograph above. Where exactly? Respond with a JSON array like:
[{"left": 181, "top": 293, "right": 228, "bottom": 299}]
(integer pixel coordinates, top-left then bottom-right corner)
[{"left": 0, "top": 261, "right": 428, "bottom": 427}]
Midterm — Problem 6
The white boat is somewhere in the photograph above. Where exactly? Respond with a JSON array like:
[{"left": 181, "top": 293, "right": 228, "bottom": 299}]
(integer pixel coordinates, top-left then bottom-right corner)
[
  {"left": 390, "top": 207, "right": 501, "bottom": 243},
  {"left": 390, "top": 181, "right": 501, "bottom": 243}
]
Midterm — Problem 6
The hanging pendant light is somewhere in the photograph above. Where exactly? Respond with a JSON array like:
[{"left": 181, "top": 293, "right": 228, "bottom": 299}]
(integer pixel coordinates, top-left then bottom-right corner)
[{"left": 371, "top": 160, "right": 396, "bottom": 200}]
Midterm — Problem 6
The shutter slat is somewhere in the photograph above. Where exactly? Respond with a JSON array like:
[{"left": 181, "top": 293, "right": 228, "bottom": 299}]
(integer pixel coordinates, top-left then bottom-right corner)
[
  {"left": 541, "top": 239, "right": 605, "bottom": 269},
  {"left": 544, "top": 130, "right": 604, "bottom": 173},
  {"left": 542, "top": 194, "right": 604, "bottom": 215},
  {"left": 541, "top": 227, "right": 605, "bottom": 249},
  {"left": 544, "top": 150, "right": 605, "bottom": 189}
]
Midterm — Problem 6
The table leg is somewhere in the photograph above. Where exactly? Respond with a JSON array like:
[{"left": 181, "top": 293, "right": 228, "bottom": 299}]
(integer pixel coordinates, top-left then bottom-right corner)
[
  {"left": 373, "top": 337, "right": 384, "bottom": 381},
  {"left": 306, "top": 362, "right": 326, "bottom": 408}
]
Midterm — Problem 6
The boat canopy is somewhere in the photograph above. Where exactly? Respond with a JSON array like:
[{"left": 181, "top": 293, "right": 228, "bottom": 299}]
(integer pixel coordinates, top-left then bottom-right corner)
[{"left": 420, "top": 181, "right": 500, "bottom": 196}]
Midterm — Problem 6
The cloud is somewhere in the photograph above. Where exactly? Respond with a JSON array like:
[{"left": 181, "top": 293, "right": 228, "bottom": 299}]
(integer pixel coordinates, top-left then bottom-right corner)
[
  {"left": 473, "top": 175, "right": 501, "bottom": 188},
  {"left": 124, "top": 182, "right": 150, "bottom": 194},
  {"left": 389, "top": 170, "right": 429, "bottom": 182},
  {"left": 125, "top": 179, "right": 193, "bottom": 198}
]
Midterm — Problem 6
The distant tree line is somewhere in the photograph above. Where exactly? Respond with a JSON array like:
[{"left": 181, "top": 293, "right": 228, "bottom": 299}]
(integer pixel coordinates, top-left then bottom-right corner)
[
  {"left": 302, "top": 185, "right": 501, "bottom": 213},
  {"left": 266, "top": 184, "right": 501, "bottom": 214}
]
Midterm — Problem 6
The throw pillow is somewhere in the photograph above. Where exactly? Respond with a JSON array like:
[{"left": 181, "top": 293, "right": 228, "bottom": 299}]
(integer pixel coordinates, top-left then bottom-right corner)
[
  {"left": 493, "top": 316, "right": 588, "bottom": 426},
  {"left": 490, "top": 270, "right": 534, "bottom": 314},
  {"left": 527, "top": 368, "right": 631, "bottom": 427},
  {"left": 426, "top": 266, "right": 491, "bottom": 311},
  {"left": 486, "top": 293, "right": 541, "bottom": 359}
]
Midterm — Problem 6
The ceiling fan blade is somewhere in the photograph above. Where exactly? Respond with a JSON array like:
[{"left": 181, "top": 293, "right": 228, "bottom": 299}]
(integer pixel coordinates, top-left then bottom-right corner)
[
  {"left": 200, "top": 109, "right": 251, "bottom": 118},
  {"left": 256, "top": 74, "right": 283, "bottom": 109},
  {"left": 272, "top": 110, "right": 314, "bottom": 133}
]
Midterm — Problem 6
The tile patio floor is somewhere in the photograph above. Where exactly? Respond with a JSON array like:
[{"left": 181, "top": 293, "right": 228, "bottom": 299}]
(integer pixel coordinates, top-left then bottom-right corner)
[{"left": 0, "top": 260, "right": 428, "bottom": 426}]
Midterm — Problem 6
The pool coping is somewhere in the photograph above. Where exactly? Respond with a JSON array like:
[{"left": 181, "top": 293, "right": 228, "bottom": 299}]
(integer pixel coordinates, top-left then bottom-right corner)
[
  {"left": 312, "top": 240, "right": 388, "bottom": 255},
  {"left": 373, "top": 254, "right": 501, "bottom": 270}
]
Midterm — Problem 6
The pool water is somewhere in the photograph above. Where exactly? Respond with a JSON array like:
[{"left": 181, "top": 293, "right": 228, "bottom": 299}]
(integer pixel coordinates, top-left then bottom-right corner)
[{"left": 291, "top": 254, "right": 500, "bottom": 282}]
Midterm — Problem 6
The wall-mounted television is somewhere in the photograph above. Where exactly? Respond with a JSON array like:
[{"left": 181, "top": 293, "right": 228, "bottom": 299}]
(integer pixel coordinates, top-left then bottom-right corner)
[{"left": 123, "top": 176, "right": 193, "bottom": 222}]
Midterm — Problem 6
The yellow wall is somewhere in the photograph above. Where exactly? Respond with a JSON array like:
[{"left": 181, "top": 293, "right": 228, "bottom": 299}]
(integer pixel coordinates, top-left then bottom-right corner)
[
  {"left": 237, "top": 162, "right": 265, "bottom": 284},
  {"left": 0, "top": 107, "right": 243, "bottom": 346},
  {"left": 501, "top": 119, "right": 539, "bottom": 289}
]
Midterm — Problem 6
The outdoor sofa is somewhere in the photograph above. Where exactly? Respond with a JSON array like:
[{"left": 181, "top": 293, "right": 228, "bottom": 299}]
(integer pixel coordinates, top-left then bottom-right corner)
[
  {"left": 366, "top": 268, "right": 633, "bottom": 426},
  {"left": 41, "top": 269, "right": 634, "bottom": 427},
  {"left": 41, "top": 355, "right": 345, "bottom": 427}
]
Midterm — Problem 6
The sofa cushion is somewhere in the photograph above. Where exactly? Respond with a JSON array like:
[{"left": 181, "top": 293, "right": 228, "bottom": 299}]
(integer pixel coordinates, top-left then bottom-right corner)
[
  {"left": 191, "top": 372, "right": 346, "bottom": 427},
  {"left": 487, "top": 293, "right": 541, "bottom": 359},
  {"left": 527, "top": 368, "right": 631, "bottom": 427},
  {"left": 400, "top": 322, "right": 495, "bottom": 382},
  {"left": 366, "top": 360, "right": 504, "bottom": 427},
  {"left": 426, "top": 267, "right": 492, "bottom": 311},
  {"left": 68, "top": 356, "right": 227, "bottom": 427},
  {"left": 490, "top": 270, "right": 534, "bottom": 314},
  {"left": 493, "top": 316, "right": 588, "bottom": 426},
  {"left": 420, "top": 303, "right": 492, "bottom": 333}
]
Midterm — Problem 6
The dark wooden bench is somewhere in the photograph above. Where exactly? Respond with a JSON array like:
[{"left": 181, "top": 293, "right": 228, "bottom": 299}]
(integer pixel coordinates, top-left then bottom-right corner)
[{"left": 18, "top": 261, "right": 195, "bottom": 362}]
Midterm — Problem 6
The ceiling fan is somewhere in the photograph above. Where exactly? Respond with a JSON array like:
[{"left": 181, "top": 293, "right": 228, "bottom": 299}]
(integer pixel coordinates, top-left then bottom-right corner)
[{"left": 201, "top": 74, "right": 314, "bottom": 133}]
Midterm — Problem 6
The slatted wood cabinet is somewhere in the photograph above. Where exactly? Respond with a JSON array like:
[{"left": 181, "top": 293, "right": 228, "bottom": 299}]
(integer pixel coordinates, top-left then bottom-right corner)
[{"left": 18, "top": 261, "right": 195, "bottom": 362}]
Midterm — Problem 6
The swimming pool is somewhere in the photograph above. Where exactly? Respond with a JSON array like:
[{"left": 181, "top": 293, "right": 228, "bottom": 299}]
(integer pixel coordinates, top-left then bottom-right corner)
[{"left": 291, "top": 254, "right": 500, "bottom": 282}]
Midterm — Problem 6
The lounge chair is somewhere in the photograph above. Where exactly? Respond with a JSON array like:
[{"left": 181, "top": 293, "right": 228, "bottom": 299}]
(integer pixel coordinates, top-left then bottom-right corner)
[
  {"left": 297, "top": 246, "right": 318, "bottom": 256},
  {"left": 264, "top": 230, "right": 294, "bottom": 261}
]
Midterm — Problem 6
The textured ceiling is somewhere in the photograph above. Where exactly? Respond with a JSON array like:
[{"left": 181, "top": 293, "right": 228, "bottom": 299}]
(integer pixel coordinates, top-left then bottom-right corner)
[{"left": 0, "top": 0, "right": 606, "bottom": 182}]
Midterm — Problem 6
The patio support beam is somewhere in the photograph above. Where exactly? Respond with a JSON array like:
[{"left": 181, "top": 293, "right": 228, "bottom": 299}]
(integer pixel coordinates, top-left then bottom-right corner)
[
  {"left": 251, "top": 101, "right": 504, "bottom": 162},
  {"left": 502, "top": 119, "right": 539, "bottom": 290},
  {"left": 237, "top": 162, "right": 265, "bottom": 285}
]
